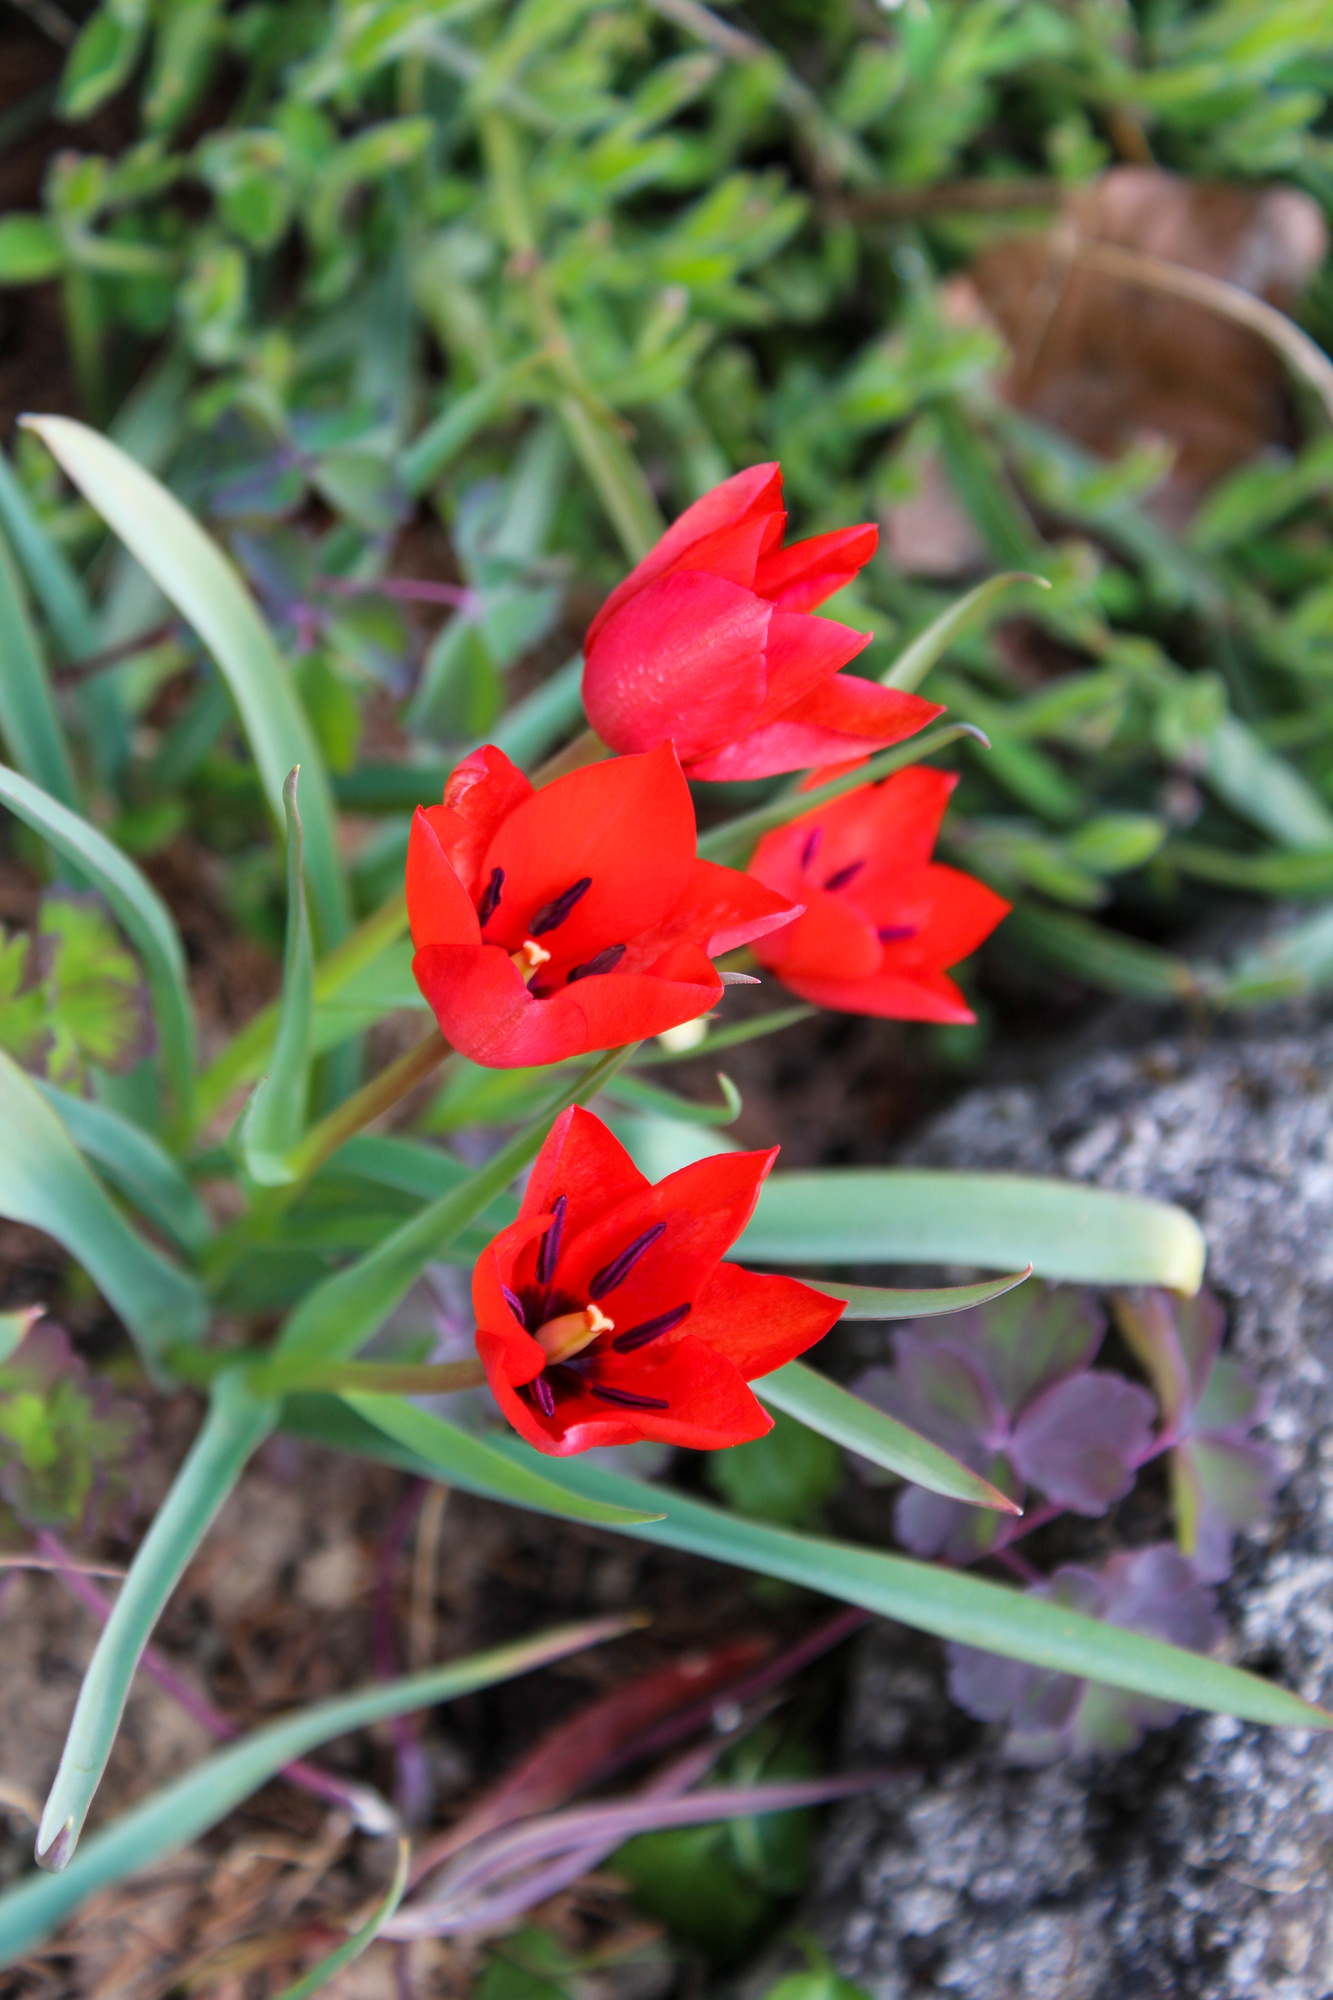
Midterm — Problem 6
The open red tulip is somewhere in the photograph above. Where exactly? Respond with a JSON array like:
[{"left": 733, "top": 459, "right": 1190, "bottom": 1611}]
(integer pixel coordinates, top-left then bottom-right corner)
[
  {"left": 473, "top": 1107, "right": 844, "bottom": 1453},
  {"left": 582, "top": 463, "right": 943, "bottom": 780},
  {"left": 407, "top": 741, "right": 799, "bottom": 1066},
  {"left": 747, "top": 766, "right": 1010, "bottom": 1023}
]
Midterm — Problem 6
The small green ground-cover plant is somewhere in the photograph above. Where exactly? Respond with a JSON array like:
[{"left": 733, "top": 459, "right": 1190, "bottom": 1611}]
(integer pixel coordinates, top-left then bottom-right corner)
[{"left": 0, "top": 417, "right": 1314, "bottom": 1975}]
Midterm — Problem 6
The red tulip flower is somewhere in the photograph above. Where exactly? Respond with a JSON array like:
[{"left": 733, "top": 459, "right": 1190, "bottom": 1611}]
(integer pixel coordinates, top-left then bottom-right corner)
[
  {"left": 408, "top": 741, "right": 799, "bottom": 1066},
  {"left": 473, "top": 1107, "right": 843, "bottom": 1454},
  {"left": 582, "top": 463, "right": 943, "bottom": 781},
  {"left": 747, "top": 766, "right": 1010, "bottom": 1023}
]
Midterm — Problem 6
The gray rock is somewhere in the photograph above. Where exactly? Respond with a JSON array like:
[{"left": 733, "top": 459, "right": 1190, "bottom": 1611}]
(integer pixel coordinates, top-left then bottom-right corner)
[{"left": 815, "top": 1022, "right": 1333, "bottom": 1999}]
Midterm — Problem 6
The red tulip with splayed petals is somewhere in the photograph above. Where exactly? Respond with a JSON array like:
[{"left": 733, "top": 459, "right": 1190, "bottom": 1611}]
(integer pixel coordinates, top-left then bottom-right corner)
[
  {"left": 582, "top": 463, "right": 943, "bottom": 781},
  {"left": 473, "top": 1107, "right": 843, "bottom": 1454},
  {"left": 747, "top": 766, "right": 1010, "bottom": 1023},
  {"left": 407, "top": 741, "right": 799, "bottom": 1066}
]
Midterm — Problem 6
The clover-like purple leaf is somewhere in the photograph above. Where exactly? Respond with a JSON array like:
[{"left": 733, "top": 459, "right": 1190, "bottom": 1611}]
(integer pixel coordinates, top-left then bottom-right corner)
[
  {"left": 966, "top": 1285, "right": 1106, "bottom": 1415},
  {"left": 1115, "top": 1289, "right": 1280, "bottom": 1581},
  {"left": 1009, "top": 1369, "right": 1156, "bottom": 1515},
  {"left": 947, "top": 1546, "right": 1222, "bottom": 1763}
]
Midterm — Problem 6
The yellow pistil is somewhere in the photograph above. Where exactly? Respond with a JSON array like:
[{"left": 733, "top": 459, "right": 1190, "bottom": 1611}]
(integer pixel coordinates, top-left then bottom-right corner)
[
  {"left": 535, "top": 1302, "right": 614, "bottom": 1364},
  {"left": 513, "top": 938, "right": 551, "bottom": 984}
]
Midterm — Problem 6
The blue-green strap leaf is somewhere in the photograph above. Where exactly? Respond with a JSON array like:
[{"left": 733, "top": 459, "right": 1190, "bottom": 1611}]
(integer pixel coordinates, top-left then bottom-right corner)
[
  {"left": 32, "top": 1079, "right": 210, "bottom": 1256},
  {"left": 0, "top": 1614, "right": 628, "bottom": 1958},
  {"left": 0, "top": 763, "right": 195, "bottom": 1124},
  {"left": 740, "top": 1171, "right": 1206, "bottom": 1292},
  {"left": 754, "top": 1360, "right": 1018, "bottom": 1511},
  {"left": 344, "top": 1394, "right": 664, "bottom": 1528},
  {"left": 239, "top": 767, "right": 314, "bottom": 1184},
  {"left": 0, "top": 526, "right": 79, "bottom": 807},
  {"left": 0, "top": 1050, "right": 205, "bottom": 1367},
  {"left": 23, "top": 417, "right": 350, "bottom": 950}
]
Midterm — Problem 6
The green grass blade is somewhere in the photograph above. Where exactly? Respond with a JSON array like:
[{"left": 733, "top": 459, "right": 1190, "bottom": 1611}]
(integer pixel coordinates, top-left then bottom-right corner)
[
  {"left": 239, "top": 768, "right": 314, "bottom": 1185},
  {"left": 0, "top": 1049, "right": 206, "bottom": 1366},
  {"left": 23, "top": 417, "right": 350, "bottom": 949},
  {"left": 754, "top": 1361, "right": 1019, "bottom": 1511},
  {"left": 1, "top": 1615, "right": 627, "bottom": 1959},
  {"left": 32, "top": 1080, "right": 210, "bottom": 1256},
  {"left": 697, "top": 723, "right": 988, "bottom": 865},
  {"left": 35, "top": 1372, "right": 278, "bottom": 1873},
  {"left": 274, "top": 1836, "right": 410, "bottom": 2000},
  {"left": 1203, "top": 715, "right": 1333, "bottom": 852},
  {"left": 0, "top": 764, "right": 195, "bottom": 1122},
  {"left": 274, "top": 1044, "right": 636, "bottom": 1365},
  {"left": 826, "top": 1271, "right": 1033, "bottom": 1318},
  {"left": 740, "top": 1171, "right": 1206, "bottom": 1291},
  {"left": 469, "top": 1446, "right": 1330, "bottom": 1734},
  {"left": 1006, "top": 902, "right": 1206, "bottom": 1002},
  {"left": 882, "top": 572, "right": 1048, "bottom": 693},
  {"left": 343, "top": 1393, "right": 666, "bottom": 1527},
  {"left": 0, "top": 528, "right": 79, "bottom": 806}
]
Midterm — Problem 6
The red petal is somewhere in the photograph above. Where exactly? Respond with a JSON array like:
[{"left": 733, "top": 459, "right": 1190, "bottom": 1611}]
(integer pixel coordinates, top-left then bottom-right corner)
[
  {"left": 751, "top": 609, "right": 872, "bottom": 726},
  {"left": 583, "top": 571, "right": 770, "bottom": 761},
  {"left": 668, "top": 512, "right": 778, "bottom": 590},
  {"left": 557, "top": 962, "right": 722, "bottom": 1047},
  {"left": 473, "top": 1218, "right": 550, "bottom": 1344},
  {"left": 406, "top": 809, "right": 484, "bottom": 948},
  {"left": 433, "top": 745, "right": 533, "bottom": 895},
  {"left": 505, "top": 1336, "right": 775, "bottom": 1456},
  {"left": 687, "top": 1262, "right": 844, "bottom": 1377},
  {"left": 877, "top": 863, "right": 1010, "bottom": 968},
  {"left": 687, "top": 680, "right": 942, "bottom": 782},
  {"left": 771, "top": 964, "right": 979, "bottom": 1023},
  {"left": 585, "top": 463, "right": 783, "bottom": 647},
  {"left": 754, "top": 523, "right": 878, "bottom": 612},
  {"left": 411, "top": 943, "right": 589, "bottom": 1066},
  {"left": 555, "top": 1147, "right": 778, "bottom": 1328},
  {"left": 626, "top": 857, "right": 800, "bottom": 967},
  {"left": 750, "top": 888, "right": 882, "bottom": 981},
  {"left": 520, "top": 1105, "right": 648, "bottom": 1234},
  {"left": 482, "top": 742, "right": 698, "bottom": 962}
]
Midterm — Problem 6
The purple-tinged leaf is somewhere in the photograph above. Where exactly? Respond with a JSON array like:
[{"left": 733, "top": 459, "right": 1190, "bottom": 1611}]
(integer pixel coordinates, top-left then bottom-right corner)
[
  {"left": 948, "top": 1546, "right": 1222, "bottom": 1763},
  {"left": 1115, "top": 1289, "right": 1280, "bottom": 1578},
  {"left": 1009, "top": 1371, "right": 1156, "bottom": 1514},
  {"left": 967, "top": 1287, "right": 1105, "bottom": 1415},
  {"left": 854, "top": 1341, "right": 1002, "bottom": 1462},
  {"left": 894, "top": 1452, "right": 1019, "bottom": 1563},
  {"left": 1179, "top": 1436, "right": 1282, "bottom": 1583}
]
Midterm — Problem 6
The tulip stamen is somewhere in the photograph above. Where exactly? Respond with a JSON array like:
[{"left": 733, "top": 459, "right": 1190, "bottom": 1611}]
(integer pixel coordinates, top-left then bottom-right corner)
[
  {"left": 535, "top": 1194, "right": 567, "bottom": 1286},
  {"left": 530, "top": 1375, "right": 556, "bottom": 1418},
  {"left": 530, "top": 877, "right": 592, "bottom": 936},
  {"left": 612, "top": 1301, "right": 691, "bottom": 1352},
  {"left": 590, "top": 1383, "right": 670, "bottom": 1411},
  {"left": 567, "top": 943, "right": 626, "bottom": 982},
  {"left": 824, "top": 859, "right": 866, "bottom": 892},
  {"left": 534, "top": 1301, "right": 614, "bottom": 1364},
  {"left": 589, "top": 1222, "right": 667, "bottom": 1300},
  {"left": 514, "top": 938, "right": 552, "bottom": 981},
  {"left": 878, "top": 922, "right": 919, "bottom": 942},
  {"left": 477, "top": 866, "right": 504, "bottom": 927},
  {"left": 800, "top": 827, "right": 823, "bottom": 872}
]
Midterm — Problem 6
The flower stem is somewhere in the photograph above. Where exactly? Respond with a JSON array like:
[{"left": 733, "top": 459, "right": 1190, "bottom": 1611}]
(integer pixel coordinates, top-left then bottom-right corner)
[{"left": 283, "top": 1028, "right": 450, "bottom": 1183}]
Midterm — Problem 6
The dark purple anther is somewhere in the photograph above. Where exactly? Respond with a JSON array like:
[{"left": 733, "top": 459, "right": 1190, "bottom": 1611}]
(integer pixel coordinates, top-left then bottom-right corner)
[
  {"left": 878, "top": 923, "right": 918, "bottom": 942},
  {"left": 477, "top": 866, "right": 504, "bottom": 927},
  {"left": 590, "top": 1383, "right": 670, "bottom": 1411},
  {"left": 531, "top": 1374, "right": 556, "bottom": 1417},
  {"left": 612, "top": 1301, "right": 691, "bottom": 1352},
  {"left": 536, "top": 1193, "right": 567, "bottom": 1286},
  {"left": 568, "top": 944, "right": 626, "bottom": 982},
  {"left": 589, "top": 1222, "right": 667, "bottom": 1300},
  {"left": 800, "top": 827, "right": 823, "bottom": 871},
  {"left": 824, "top": 859, "right": 866, "bottom": 892},
  {"left": 501, "top": 1284, "right": 527, "bottom": 1327},
  {"left": 530, "top": 877, "right": 592, "bottom": 936}
]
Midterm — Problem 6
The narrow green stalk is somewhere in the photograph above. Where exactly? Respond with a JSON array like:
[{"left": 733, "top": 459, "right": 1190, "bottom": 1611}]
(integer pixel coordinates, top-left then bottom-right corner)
[
  {"left": 250, "top": 1356, "right": 488, "bottom": 1398},
  {"left": 283, "top": 1028, "right": 450, "bottom": 1183},
  {"left": 697, "top": 722, "right": 989, "bottom": 864},
  {"left": 35, "top": 1373, "right": 280, "bottom": 1872}
]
